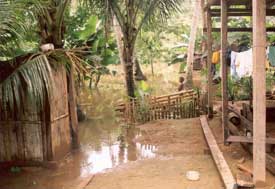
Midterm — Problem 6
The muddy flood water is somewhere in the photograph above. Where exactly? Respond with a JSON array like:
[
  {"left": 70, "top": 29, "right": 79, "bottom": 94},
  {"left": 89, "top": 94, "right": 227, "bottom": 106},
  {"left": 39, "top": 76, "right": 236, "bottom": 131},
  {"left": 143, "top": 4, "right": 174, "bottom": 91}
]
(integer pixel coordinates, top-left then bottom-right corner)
[{"left": 0, "top": 86, "right": 157, "bottom": 189}]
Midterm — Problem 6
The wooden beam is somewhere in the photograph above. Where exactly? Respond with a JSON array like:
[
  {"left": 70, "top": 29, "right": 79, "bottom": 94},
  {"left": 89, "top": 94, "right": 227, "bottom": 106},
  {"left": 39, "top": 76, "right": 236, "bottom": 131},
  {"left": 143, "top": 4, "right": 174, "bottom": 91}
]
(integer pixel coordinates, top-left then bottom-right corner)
[
  {"left": 203, "top": 27, "right": 275, "bottom": 33},
  {"left": 206, "top": 9, "right": 213, "bottom": 118},
  {"left": 221, "top": 0, "right": 229, "bottom": 143},
  {"left": 252, "top": 0, "right": 266, "bottom": 184},
  {"left": 226, "top": 135, "right": 275, "bottom": 144},
  {"left": 200, "top": 116, "right": 237, "bottom": 189},
  {"left": 211, "top": 9, "right": 275, "bottom": 17},
  {"left": 227, "top": 122, "right": 275, "bottom": 175}
]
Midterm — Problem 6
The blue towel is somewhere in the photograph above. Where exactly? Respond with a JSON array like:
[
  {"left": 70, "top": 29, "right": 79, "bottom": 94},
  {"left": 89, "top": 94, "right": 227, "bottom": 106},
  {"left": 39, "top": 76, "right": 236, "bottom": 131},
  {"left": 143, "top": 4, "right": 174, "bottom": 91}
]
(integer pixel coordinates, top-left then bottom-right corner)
[{"left": 268, "top": 46, "right": 275, "bottom": 67}]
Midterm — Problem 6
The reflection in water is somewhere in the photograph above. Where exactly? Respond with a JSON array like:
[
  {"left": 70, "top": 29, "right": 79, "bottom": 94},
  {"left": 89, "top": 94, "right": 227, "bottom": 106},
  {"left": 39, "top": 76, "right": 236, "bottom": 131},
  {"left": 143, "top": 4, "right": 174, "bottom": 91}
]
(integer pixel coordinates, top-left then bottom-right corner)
[
  {"left": 77, "top": 87, "right": 157, "bottom": 177},
  {"left": 80, "top": 142, "right": 157, "bottom": 177},
  {"left": 79, "top": 125, "right": 157, "bottom": 177},
  {"left": 80, "top": 117, "right": 157, "bottom": 177}
]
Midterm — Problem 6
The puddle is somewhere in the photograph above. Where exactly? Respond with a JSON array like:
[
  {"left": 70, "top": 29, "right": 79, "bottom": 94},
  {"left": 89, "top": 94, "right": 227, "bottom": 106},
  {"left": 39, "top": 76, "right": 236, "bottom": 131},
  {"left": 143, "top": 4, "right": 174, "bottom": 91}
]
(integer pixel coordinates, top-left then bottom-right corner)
[{"left": 78, "top": 118, "right": 157, "bottom": 177}]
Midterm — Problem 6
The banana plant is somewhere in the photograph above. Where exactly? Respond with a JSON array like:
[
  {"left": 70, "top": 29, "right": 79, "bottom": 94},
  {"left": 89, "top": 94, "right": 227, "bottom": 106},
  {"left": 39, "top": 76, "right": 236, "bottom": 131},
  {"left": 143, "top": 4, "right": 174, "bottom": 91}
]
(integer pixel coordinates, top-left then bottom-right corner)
[{"left": 67, "top": 14, "right": 119, "bottom": 88}]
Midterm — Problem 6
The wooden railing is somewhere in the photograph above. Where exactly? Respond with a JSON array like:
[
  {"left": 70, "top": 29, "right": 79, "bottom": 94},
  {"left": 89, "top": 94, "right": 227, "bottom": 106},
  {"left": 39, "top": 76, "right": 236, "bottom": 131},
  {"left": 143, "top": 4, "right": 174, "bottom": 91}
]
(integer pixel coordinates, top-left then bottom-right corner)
[{"left": 116, "top": 90, "right": 200, "bottom": 123}]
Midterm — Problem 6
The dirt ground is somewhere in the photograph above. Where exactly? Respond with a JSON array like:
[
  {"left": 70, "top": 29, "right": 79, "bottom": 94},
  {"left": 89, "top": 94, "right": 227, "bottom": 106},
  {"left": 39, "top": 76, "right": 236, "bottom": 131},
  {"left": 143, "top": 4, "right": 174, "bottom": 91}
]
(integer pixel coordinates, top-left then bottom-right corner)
[
  {"left": 86, "top": 118, "right": 224, "bottom": 189},
  {"left": 86, "top": 117, "right": 275, "bottom": 189}
]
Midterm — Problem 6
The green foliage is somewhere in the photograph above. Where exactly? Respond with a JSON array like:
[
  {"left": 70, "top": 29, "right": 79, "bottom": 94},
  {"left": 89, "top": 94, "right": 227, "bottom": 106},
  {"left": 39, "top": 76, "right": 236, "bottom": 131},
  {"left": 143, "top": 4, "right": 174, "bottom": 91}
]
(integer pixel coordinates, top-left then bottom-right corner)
[
  {"left": 65, "top": 10, "right": 119, "bottom": 87},
  {"left": 65, "top": 6, "right": 93, "bottom": 47},
  {"left": 78, "top": 16, "right": 98, "bottom": 41},
  {"left": 136, "top": 30, "right": 162, "bottom": 65}
]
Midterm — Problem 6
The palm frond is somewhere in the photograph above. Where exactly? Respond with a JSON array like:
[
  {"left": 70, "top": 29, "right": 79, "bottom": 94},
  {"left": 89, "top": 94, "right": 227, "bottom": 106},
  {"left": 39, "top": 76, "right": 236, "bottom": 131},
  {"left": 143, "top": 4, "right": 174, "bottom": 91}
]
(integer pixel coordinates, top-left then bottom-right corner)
[
  {"left": 0, "top": 0, "right": 46, "bottom": 58},
  {"left": 0, "top": 54, "right": 53, "bottom": 119},
  {"left": 137, "top": 0, "right": 182, "bottom": 32}
]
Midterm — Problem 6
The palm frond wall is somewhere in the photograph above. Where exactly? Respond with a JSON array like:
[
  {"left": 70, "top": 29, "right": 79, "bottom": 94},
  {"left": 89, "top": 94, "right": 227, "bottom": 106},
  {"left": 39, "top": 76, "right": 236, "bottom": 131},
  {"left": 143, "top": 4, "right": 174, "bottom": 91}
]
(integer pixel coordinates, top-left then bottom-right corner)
[{"left": 0, "top": 54, "right": 53, "bottom": 119}]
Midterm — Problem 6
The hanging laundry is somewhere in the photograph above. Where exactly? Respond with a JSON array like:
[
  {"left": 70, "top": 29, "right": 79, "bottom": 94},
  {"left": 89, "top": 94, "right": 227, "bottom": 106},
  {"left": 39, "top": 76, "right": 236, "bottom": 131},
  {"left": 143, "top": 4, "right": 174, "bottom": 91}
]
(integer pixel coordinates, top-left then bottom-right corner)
[
  {"left": 235, "top": 49, "right": 253, "bottom": 78},
  {"left": 268, "top": 46, "right": 275, "bottom": 67},
  {"left": 230, "top": 51, "right": 238, "bottom": 78},
  {"left": 211, "top": 51, "right": 220, "bottom": 76},
  {"left": 212, "top": 51, "right": 220, "bottom": 64}
]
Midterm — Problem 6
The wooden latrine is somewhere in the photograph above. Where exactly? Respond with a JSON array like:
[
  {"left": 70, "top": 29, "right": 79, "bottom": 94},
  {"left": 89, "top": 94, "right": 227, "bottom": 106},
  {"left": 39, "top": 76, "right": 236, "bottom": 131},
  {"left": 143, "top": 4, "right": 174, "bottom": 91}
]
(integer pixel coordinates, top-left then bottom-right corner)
[
  {"left": 0, "top": 55, "right": 78, "bottom": 166},
  {"left": 202, "top": 0, "right": 275, "bottom": 184},
  {"left": 116, "top": 90, "right": 200, "bottom": 123}
]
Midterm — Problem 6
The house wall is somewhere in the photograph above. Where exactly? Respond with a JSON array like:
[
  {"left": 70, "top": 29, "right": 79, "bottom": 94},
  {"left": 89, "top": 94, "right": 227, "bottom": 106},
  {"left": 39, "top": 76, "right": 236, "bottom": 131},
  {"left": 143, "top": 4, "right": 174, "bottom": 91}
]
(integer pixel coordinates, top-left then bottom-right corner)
[
  {"left": 0, "top": 64, "right": 72, "bottom": 163},
  {"left": 49, "top": 65, "right": 71, "bottom": 160}
]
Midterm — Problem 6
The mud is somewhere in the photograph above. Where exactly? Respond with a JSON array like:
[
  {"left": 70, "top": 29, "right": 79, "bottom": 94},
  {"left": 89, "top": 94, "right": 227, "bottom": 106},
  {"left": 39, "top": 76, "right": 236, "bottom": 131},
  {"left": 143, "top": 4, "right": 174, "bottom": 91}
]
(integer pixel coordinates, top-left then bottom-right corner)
[{"left": 85, "top": 119, "right": 224, "bottom": 189}]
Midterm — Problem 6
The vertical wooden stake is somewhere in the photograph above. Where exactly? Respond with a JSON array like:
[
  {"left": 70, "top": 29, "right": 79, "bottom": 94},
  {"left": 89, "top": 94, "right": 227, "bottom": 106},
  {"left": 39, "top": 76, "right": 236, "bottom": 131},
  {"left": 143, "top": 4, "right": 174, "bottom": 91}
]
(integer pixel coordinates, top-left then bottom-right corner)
[
  {"left": 252, "top": 0, "right": 266, "bottom": 184},
  {"left": 221, "top": 0, "right": 229, "bottom": 143},
  {"left": 68, "top": 65, "right": 79, "bottom": 148},
  {"left": 206, "top": 9, "right": 213, "bottom": 118}
]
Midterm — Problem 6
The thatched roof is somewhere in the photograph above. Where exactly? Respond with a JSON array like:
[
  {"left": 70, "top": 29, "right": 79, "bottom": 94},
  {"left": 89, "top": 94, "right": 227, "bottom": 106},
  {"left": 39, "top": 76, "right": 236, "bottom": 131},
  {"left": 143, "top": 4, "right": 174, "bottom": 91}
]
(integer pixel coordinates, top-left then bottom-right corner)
[{"left": 0, "top": 54, "right": 32, "bottom": 81}]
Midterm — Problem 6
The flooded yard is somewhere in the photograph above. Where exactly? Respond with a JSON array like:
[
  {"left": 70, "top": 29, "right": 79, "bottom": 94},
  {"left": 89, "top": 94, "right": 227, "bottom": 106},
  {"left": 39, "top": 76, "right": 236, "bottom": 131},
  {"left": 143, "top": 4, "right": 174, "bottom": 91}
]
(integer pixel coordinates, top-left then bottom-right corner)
[
  {"left": 0, "top": 81, "right": 159, "bottom": 189},
  {"left": 0, "top": 71, "right": 232, "bottom": 189}
]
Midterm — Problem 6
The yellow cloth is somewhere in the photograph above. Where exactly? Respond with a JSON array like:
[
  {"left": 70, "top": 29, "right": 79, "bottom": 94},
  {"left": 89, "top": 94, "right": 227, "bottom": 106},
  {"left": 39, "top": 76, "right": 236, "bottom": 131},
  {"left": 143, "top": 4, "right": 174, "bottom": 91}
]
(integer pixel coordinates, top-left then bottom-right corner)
[{"left": 212, "top": 51, "right": 220, "bottom": 64}]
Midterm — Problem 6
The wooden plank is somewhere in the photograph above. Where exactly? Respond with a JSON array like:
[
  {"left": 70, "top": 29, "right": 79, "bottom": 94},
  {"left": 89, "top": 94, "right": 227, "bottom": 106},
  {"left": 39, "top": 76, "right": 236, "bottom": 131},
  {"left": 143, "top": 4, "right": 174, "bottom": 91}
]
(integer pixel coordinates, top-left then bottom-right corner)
[
  {"left": 236, "top": 172, "right": 254, "bottom": 188},
  {"left": 206, "top": 9, "right": 214, "bottom": 118},
  {"left": 200, "top": 115, "right": 237, "bottom": 189},
  {"left": 221, "top": 0, "right": 229, "bottom": 143},
  {"left": 226, "top": 135, "right": 275, "bottom": 144},
  {"left": 237, "top": 164, "right": 253, "bottom": 176},
  {"left": 252, "top": 0, "right": 266, "bottom": 184}
]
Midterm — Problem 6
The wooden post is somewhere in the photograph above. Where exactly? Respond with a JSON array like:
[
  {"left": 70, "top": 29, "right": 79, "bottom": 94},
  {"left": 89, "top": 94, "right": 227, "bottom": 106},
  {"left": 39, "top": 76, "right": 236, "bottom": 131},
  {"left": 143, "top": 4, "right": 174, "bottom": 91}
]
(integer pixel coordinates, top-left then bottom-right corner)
[
  {"left": 68, "top": 65, "right": 79, "bottom": 148},
  {"left": 252, "top": 0, "right": 266, "bottom": 184},
  {"left": 221, "top": 0, "right": 229, "bottom": 142},
  {"left": 168, "top": 96, "right": 171, "bottom": 119},
  {"left": 206, "top": 8, "right": 213, "bottom": 118},
  {"left": 185, "top": 0, "right": 201, "bottom": 89}
]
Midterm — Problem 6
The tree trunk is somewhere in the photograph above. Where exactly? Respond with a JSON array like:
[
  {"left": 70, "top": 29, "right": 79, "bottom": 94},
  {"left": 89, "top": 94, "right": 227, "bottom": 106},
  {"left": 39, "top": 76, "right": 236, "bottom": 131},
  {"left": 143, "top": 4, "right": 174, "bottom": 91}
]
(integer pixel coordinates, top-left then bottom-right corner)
[
  {"left": 134, "top": 58, "right": 147, "bottom": 81},
  {"left": 185, "top": 0, "right": 201, "bottom": 89},
  {"left": 123, "top": 48, "right": 135, "bottom": 98},
  {"left": 150, "top": 58, "right": 154, "bottom": 76},
  {"left": 95, "top": 74, "right": 101, "bottom": 87},
  {"left": 113, "top": 17, "right": 125, "bottom": 65},
  {"left": 114, "top": 17, "right": 136, "bottom": 98}
]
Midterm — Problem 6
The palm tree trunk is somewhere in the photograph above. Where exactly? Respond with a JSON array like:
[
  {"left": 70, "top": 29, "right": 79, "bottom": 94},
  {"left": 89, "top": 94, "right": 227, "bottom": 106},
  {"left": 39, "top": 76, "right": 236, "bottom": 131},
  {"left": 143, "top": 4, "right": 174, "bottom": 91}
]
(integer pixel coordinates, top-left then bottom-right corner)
[
  {"left": 114, "top": 17, "right": 136, "bottom": 97},
  {"left": 123, "top": 44, "right": 135, "bottom": 98},
  {"left": 113, "top": 17, "right": 125, "bottom": 65},
  {"left": 185, "top": 0, "right": 201, "bottom": 89}
]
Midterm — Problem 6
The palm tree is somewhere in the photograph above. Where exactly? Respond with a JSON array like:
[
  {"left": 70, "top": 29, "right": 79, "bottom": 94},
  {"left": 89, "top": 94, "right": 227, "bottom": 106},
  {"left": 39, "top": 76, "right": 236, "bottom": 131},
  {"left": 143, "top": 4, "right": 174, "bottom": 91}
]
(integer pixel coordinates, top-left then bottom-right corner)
[{"left": 93, "top": 0, "right": 182, "bottom": 98}]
